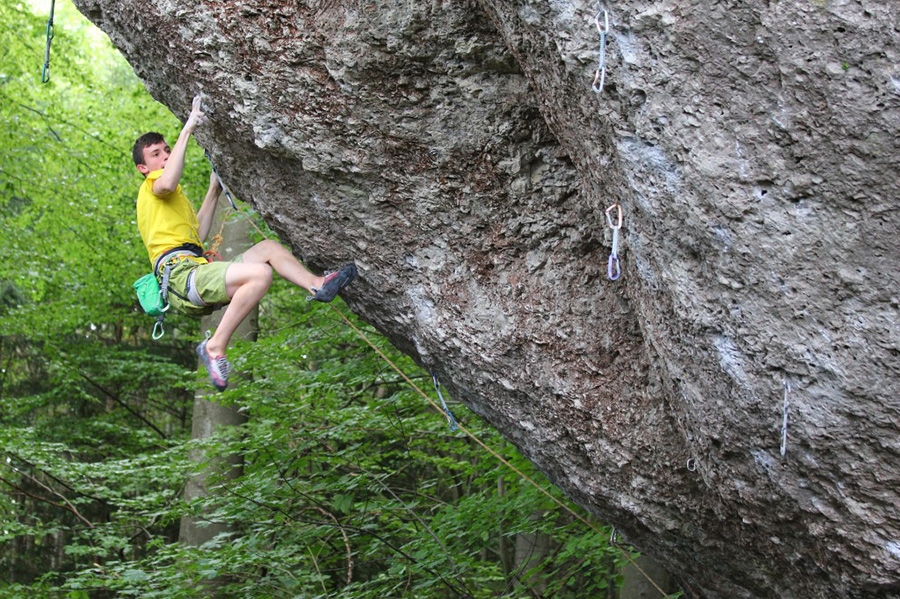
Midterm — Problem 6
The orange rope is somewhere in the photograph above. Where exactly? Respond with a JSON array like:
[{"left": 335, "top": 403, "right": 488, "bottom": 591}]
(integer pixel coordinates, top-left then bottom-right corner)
[
  {"left": 327, "top": 303, "right": 671, "bottom": 597},
  {"left": 219, "top": 201, "right": 672, "bottom": 595}
]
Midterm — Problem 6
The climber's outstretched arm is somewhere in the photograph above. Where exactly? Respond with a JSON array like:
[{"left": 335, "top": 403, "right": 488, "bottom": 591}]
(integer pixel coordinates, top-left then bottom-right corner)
[{"left": 152, "top": 95, "right": 206, "bottom": 196}]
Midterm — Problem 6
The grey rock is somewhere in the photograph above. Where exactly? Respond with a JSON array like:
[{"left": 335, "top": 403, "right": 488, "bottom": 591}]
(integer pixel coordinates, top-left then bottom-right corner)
[{"left": 74, "top": 0, "right": 900, "bottom": 596}]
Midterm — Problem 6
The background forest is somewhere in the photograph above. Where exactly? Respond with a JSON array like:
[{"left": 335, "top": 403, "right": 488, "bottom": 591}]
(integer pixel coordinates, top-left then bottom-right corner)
[{"left": 0, "top": 1, "right": 639, "bottom": 597}]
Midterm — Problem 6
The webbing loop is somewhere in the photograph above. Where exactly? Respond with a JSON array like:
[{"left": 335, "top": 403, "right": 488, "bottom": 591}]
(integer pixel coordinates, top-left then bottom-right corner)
[{"left": 159, "top": 262, "right": 173, "bottom": 312}]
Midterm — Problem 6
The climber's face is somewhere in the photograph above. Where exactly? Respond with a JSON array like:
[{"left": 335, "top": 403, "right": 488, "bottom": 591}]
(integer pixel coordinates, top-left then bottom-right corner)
[{"left": 136, "top": 141, "right": 171, "bottom": 175}]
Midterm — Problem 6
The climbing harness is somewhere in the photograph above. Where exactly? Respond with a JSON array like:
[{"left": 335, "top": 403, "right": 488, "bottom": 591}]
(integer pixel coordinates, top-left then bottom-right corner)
[
  {"left": 431, "top": 372, "right": 458, "bottom": 431},
  {"left": 133, "top": 246, "right": 206, "bottom": 340},
  {"left": 780, "top": 380, "right": 790, "bottom": 457},
  {"left": 205, "top": 151, "right": 238, "bottom": 210},
  {"left": 42, "top": 0, "right": 56, "bottom": 83},
  {"left": 605, "top": 202, "right": 622, "bottom": 280},
  {"left": 592, "top": 8, "right": 609, "bottom": 93}
]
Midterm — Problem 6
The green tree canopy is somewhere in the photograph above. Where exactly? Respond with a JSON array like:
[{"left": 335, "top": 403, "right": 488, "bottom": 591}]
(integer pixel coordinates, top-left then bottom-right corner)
[{"left": 0, "top": 0, "right": 208, "bottom": 339}]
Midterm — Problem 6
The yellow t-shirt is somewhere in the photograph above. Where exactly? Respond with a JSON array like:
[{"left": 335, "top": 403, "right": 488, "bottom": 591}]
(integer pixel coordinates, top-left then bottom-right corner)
[{"left": 136, "top": 169, "right": 204, "bottom": 268}]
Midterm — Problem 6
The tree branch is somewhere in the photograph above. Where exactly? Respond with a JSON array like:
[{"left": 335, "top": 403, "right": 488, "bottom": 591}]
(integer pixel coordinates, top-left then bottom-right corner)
[
  {"left": 0, "top": 473, "right": 94, "bottom": 529},
  {"left": 77, "top": 370, "right": 168, "bottom": 439}
]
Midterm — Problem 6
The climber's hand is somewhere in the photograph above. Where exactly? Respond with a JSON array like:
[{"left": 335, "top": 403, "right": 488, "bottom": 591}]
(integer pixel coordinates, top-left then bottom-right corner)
[
  {"left": 185, "top": 94, "right": 208, "bottom": 132},
  {"left": 209, "top": 170, "right": 223, "bottom": 195}
]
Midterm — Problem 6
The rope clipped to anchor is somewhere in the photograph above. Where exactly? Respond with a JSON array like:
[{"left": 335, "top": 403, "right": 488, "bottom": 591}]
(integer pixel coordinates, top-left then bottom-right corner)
[{"left": 205, "top": 151, "right": 238, "bottom": 210}]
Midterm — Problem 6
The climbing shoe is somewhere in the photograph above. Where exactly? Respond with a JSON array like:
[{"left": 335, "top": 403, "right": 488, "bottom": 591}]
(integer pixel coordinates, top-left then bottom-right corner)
[
  {"left": 308, "top": 263, "right": 357, "bottom": 303},
  {"left": 196, "top": 335, "right": 229, "bottom": 392}
]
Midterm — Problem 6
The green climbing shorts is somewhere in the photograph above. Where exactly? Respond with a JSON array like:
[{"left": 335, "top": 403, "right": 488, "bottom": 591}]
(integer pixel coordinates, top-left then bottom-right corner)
[{"left": 162, "top": 254, "right": 242, "bottom": 318}]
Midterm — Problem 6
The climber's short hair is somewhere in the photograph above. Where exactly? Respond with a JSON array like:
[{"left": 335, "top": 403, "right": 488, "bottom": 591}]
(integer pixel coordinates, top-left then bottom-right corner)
[{"left": 132, "top": 132, "right": 165, "bottom": 167}]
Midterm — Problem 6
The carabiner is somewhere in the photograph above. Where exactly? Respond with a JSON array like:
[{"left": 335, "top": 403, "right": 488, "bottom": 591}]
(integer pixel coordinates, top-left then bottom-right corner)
[
  {"left": 592, "top": 10, "right": 609, "bottom": 94},
  {"left": 607, "top": 253, "right": 621, "bottom": 281},
  {"left": 595, "top": 9, "right": 609, "bottom": 35},
  {"left": 158, "top": 289, "right": 170, "bottom": 312},
  {"left": 605, "top": 202, "right": 622, "bottom": 229}
]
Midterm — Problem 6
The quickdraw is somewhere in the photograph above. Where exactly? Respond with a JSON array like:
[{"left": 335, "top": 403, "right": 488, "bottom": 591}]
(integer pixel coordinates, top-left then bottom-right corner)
[
  {"left": 42, "top": 0, "right": 56, "bottom": 83},
  {"left": 605, "top": 202, "right": 622, "bottom": 281},
  {"left": 431, "top": 372, "right": 458, "bottom": 431},
  {"left": 592, "top": 8, "right": 609, "bottom": 94},
  {"left": 780, "top": 380, "right": 790, "bottom": 457}
]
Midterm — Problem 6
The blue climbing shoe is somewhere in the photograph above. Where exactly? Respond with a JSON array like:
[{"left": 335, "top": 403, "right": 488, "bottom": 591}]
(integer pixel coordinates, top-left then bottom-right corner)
[
  {"left": 308, "top": 263, "right": 357, "bottom": 302},
  {"left": 196, "top": 335, "right": 229, "bottom": 392}
]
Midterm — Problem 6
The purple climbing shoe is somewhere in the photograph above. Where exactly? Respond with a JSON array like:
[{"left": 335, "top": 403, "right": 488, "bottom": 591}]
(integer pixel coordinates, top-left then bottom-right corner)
[
  {"left": 308, "top": 263, "right": 357, "bottom": 303},
  {"left": 196, "top": 335, "right": 229, "bottom": 392}
]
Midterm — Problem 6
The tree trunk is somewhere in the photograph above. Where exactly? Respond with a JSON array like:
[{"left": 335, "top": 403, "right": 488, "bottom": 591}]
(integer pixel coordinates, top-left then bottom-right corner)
[
  {"left": 617, "top": 555, "right": 676, "bottom": 599},
  {"left": 514, "top": 513, "right": 552, "bottom": 597},
  {"left": 179, "top": 197, "right": 255, "bottom": 551}
]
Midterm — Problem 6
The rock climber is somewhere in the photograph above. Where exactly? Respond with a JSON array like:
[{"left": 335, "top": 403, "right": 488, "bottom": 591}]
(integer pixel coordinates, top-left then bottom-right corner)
[{"left": 133, "top": 94, "right": 356, "bottom": 392}]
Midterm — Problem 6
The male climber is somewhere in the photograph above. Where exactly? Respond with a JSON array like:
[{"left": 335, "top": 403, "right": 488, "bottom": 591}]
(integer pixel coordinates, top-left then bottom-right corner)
[{"left": 133, "top": 94, "right": 356, "bottom": 392}]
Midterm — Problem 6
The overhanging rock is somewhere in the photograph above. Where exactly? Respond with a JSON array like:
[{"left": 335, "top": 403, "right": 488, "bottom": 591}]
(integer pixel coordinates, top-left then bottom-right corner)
[{"left": 73, "top": 0, "right": 900, "bottom": 596}]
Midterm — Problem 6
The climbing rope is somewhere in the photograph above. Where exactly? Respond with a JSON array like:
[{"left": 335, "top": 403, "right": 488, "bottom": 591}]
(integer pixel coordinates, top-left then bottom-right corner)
[
  {"left": 42, "top": 0, "right": 56, "bottom": 83},
  {"left": 605, "top": 202, "right": 622, "bottom": 280},
  {"left": 203, "top": 152, "right": 271, "bottom": 243},
  {"left": 205, "top": 151, "right": 238, "bottom": 210},
  {"left": 201, "top": 185, "right": 667, "bottom": 595},
  {"left": 204, "top": 207, "right": 233, "bottom": 262},
  {"left": 592, "top": 8, "right": 609, "bottom": 93},
  {"left": 327, "top": 303, "right": 672, "bottom": 597}
]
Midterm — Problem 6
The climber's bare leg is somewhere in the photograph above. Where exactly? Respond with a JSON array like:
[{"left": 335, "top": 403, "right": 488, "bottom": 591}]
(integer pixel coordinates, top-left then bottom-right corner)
[{"left": 239, "top": 239, "right": 327, "bottom": 292}]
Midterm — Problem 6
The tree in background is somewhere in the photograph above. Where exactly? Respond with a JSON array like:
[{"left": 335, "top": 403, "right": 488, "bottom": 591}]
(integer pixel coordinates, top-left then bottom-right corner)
[
  {"left": 0, "top": 1, "right": 653, "bottom": 597},
  {"left": 0, "top": 0, "right": 211, "bottom": 587}
]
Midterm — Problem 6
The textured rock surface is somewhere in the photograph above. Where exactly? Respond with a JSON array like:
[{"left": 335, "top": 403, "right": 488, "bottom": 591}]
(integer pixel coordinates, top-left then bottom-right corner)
[{"left": 74, "top": 0, "right": 900, "bottom": 596}]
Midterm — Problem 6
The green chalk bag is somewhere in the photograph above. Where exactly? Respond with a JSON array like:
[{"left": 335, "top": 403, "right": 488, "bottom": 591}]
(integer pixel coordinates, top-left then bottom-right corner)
[
  {"left": 133, "top": 273, "right": 168, "bottom": 317},
  {"left": 133, "top": 274, "right": 169, "bottom": 340}
]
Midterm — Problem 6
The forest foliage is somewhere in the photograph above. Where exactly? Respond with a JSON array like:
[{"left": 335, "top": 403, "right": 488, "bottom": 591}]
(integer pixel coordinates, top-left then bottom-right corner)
[{"left": 0, "top": 1, "right": 636, "bottom": 597}]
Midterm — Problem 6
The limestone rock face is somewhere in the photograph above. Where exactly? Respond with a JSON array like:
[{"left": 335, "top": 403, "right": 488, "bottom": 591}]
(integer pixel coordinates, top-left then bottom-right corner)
[{"left": 73, "top": 0, "right": 900, "bottom": 596}]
